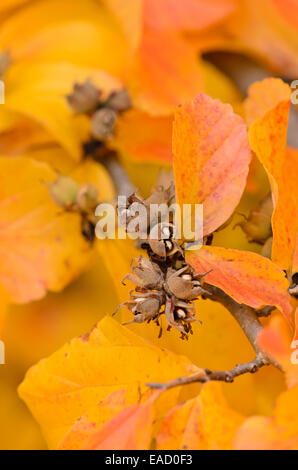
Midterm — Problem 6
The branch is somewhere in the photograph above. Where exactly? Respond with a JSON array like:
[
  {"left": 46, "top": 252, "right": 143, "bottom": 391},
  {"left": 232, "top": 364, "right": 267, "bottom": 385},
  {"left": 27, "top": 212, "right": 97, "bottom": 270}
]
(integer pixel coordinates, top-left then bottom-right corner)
[
  {"left": 148, "top": 285, "right": 282, "bottom": 391},
  {"left": 102, "top": 152, "right": 134, "bottom": 196},
  {"left": 148, "top": 354, "right": 269, "bottom": 390},
  {"left": 203, "top": 284, "right": 265, "bottom": 355}
]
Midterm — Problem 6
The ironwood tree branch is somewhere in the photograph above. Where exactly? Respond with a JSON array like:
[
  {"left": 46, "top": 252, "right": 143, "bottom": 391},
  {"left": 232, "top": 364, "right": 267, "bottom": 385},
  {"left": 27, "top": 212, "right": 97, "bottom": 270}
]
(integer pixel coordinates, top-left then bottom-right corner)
[
  {"left": 102, "top": 151, "right": 135, "bottom": 196},
  {"left": 148, "top": 285, "right": 282, "bottom": 390}
]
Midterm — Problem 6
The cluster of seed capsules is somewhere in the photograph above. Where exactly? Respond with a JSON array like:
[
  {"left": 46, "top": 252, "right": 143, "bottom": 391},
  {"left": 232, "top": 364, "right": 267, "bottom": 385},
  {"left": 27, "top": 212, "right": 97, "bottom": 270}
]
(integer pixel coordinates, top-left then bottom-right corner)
[{"left": 115, "top": 185, "right": 209, "bottom": 339}]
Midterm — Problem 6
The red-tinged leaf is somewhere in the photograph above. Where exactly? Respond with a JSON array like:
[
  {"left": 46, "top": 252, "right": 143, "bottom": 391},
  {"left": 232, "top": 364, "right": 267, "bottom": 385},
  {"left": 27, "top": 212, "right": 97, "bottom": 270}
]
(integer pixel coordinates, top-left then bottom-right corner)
[
  {"left": 245, "top": 79, "right": 297, "bottom": 274},
  {"left": 173, "top": 93, "right": 251, "bottom": 236},
  {"left": 83, "top": 392, "right": 158, "bottom": 450},
  {"left": 127, "top": 32, "right": 204, "bottom": 115},
  {"left": 258, "top": 309, "right": 298, "bottom": 388},
  {"left": 187, "top": 246, "right": 293, "bottom": 325},
  {"left": 112, "top": 109, "right": 173, "bottom": 164},
  {"left": 57, "top": 390, "right": 128, "bottom": 450},
  {"left": 271, "top": 0, "right": 298, "bottom": 29},
  {"left": 156, "top": 382, "right": 244, "bottom": 450},
  {"left": 271, "top": 147, "right": 298, "bottom": 275},
  {"left": 144, "top": 0, "right": 235, "bottom": 33}
]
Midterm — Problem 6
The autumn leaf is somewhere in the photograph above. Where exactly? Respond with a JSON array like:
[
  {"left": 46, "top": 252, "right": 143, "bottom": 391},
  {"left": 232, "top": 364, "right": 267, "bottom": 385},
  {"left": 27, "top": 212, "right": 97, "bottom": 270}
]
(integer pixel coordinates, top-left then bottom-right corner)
[
  {"left": 143, "top": 0, "right": 236, "bottom": 33},
  {"left": 83, "top": 391, "right": 158, "bottom": 450},
  {"left": 234, "top": 385, "right": 298, "bottom": 450},
  {"left": 245, "top": 78, "right": 291, "bottom": 194},
  {"left": 188, "top": 246, "right": 293, "bottom": 325},
  {"left": 156, "top": 382, "right": 244, "bottom": 450},
  {"left": 0, "top": 157, "right": 96, "bottom": 303},
  {"left": 246, "top": 79, "right": 297, "bottom": 275},
  {"left": 258, "top": 309, "right": 298, "bottom": 388},
  {"left": 0, "top": 0, "right": 129, "bottom": 76},
  {"left": 57, "top": 390, "right": 129, "bottom": 450},
  {"left": 128, "top": 32, "right": 204, "bottom": 116},
  {"left": 113, "top": 109, "right": 173, "bottom": 164},
  {"left": 18, "top": 316, "right": 199, "bottom": 449},
  {"left": 3, "top": 62, "right": 121, "bottom": 160},
  {"left": 173, "top": 93, "right": 251, "bottom": 236},
  {"left": 195, "top": 0, "right": 298, "bottom": 78}
]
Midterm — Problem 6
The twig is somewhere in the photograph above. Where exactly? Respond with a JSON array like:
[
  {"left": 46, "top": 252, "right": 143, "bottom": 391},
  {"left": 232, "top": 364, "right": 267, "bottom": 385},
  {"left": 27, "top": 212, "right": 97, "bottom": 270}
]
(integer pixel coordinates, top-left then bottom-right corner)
[
  {"left": 147, "top": 285, "right": 282, "bottom": 391},
  {"left": 148, "top": 354, "right": 269, "bottom": 390},
  {"left": 102, "top": 152, "right": 134, "bottom": 196}
]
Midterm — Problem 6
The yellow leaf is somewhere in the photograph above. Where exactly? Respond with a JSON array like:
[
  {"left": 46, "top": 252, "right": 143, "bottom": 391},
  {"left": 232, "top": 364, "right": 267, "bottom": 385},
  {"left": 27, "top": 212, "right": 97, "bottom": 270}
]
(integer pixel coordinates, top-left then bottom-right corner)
[
  {"left": 3, "top": 62, "right": 121, "bottom": 160},
  {"left": 0, "top": 157, "right": 94, "bottom": 303},
  {"left": 18, "top": 316, "right": 198, "bottom": 449},
  {"left": 0, "top": 0, "right": 129, "bottom": 77}
]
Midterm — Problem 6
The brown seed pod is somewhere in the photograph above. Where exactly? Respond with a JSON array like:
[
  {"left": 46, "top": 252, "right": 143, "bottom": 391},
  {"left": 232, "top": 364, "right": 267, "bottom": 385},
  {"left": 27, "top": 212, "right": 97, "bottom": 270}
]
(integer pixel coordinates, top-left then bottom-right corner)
[
  {"left": 66, "top": 80, "right": 101, "bottom": 114},
  {"left": 165, "top": 266, "right": 208, "bottom": 300},
  {"left": 122, "top": 256, "right": 163, "bottom": 290},
  {"left": 114, "top": 291, "right": 164, "bottom": 324},
  {"left": 164, "top": 296, "right": 198, "bottom": 338},
  {"left": 91, "top": 108, "right": 117, "bottom": 140},
  {"left": 106, "top": 89, "right": 132, "bottom": 113}
]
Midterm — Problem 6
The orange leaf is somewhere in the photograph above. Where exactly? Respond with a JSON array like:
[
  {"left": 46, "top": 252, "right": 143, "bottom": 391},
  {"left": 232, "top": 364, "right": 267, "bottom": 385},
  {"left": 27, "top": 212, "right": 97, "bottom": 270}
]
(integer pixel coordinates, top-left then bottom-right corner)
[
  {"left": 156, "top": 382, "right": 244, "bottom": 450},
  {"left": 258, "top": 309, "right": 298, "bottom": 388},
  {"left": 235, "top": 385, "right": 298, "bottom": 450},
  {"left": 128, "top": 31, "right": 204, "bottom": 115},
  {"left": 173, "top": 93, "right": 251, "bottom": 236},
  {"left": 188, "top": 246, "right": 293, "bottom": 325},
  {"left": 144, "top": 0, "right": 235, "bottom": 33},
  {"left": 246, "top": 79, "right": 297, "bottom": 274},
  {"left": 113, "top": 109, "right": 173, "bottom": 164},
  {"left": 244, "top": 78, "right": 291, "bottom": 128},
  {"left": 0, "top": 157, "right": 94, "bottom": 303}
]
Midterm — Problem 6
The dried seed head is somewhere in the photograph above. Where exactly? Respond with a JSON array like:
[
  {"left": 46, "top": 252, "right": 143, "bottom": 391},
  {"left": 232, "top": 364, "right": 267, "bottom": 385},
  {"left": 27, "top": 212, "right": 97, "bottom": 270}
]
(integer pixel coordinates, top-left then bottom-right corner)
[
  {"left": 106, "top": 89, "right": 132, "bottom": 112},
  {"left": 133, "top": 297, "right": 161, "bottom": 317},
  {"left": 91, "top": 108, "right": 117, "bottom": 140},
  {"left": 145, "top": 184, "right": 175, "bottom": 207},
  {"left": 66, "top": 80, "right": 101, "bottom": 114},
  {"left": 166, "top": 266, "right": 206, "bottom": 301},
  {"left": 77, "top": 183, "right": 99, "bottom": 211},
  {"left": 122, "top": 256, "right": 163, "bottom": 290},
  {"left": 49, "top": 176, "right": 79, "bottom": 209}
]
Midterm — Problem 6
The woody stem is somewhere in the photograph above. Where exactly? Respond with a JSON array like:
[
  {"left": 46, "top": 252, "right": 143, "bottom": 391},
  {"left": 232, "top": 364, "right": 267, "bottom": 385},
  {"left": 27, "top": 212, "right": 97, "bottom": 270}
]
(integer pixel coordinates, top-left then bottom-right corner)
[
  {"left": 102, "top": 152, "right": 134, "bottom": 196},
  {"left": 148, "top": 285, "right": 282, "bottom": 391},
  {"left": 148, "top": 354, "right": 269, "bottom": 390}
]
